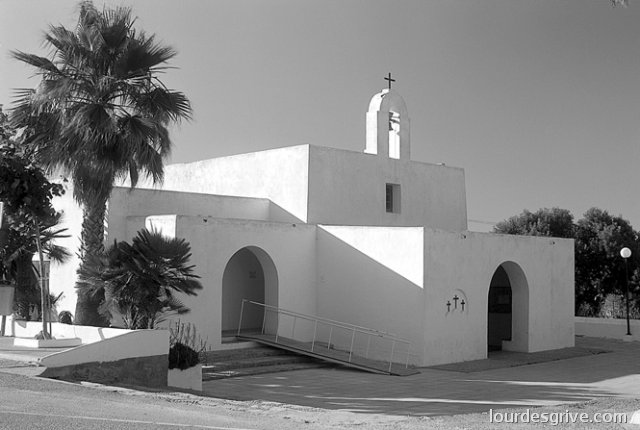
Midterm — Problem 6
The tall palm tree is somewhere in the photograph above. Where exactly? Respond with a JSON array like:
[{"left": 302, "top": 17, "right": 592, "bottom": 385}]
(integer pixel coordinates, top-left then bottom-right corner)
[{"left": 11, "top": 1, "right": 191, "bottom": 325}]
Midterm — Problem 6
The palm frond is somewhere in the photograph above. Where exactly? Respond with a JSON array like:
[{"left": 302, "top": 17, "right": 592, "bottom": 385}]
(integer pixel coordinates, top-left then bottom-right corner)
[{"left": 10, "top": 51, "right": 62, "bottom": 76}]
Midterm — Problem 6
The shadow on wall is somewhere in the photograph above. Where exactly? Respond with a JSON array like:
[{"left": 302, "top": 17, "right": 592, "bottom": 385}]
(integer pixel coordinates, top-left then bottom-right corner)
[
  {"left": 268, "top": 201, "right": 303, "bottom": 223},
  {"left": 316, "top": 228, "right": 424, "bottom": 365}
]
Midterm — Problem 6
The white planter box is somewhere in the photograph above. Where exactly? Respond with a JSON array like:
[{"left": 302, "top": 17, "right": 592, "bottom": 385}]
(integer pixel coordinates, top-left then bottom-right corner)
[{"left": 168, "top": 364, "right": 202, "bottom": 391}]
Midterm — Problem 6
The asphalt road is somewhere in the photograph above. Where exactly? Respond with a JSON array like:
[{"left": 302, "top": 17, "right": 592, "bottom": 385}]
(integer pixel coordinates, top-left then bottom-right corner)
[{"left": 0, "top": 368, "right": 323, "bottom": 430}]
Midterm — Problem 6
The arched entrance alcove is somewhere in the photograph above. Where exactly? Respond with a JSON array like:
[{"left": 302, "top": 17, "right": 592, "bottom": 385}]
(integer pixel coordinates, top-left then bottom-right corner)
[
  {"left": 221, "top": 246, "right": 278, "bottom": 336},
  {"left": 487, "top": 261, "right": 529, "bottom": 352}
]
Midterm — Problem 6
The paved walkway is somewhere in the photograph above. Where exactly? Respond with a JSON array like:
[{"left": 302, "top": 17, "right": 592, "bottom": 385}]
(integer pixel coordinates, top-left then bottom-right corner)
[
  {"left": 201, "top": 337, "right": 640, "bottom": 416},
  {"left": 2, "top": 335, "right": 639, "bottom": 417}
]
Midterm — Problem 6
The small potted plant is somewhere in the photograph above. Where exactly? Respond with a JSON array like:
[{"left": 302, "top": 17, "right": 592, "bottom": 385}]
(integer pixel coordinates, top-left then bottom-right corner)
[
  {"left": 168, "top": 341, "right": 202, "bottom": 391},
  {"left": 167, "top": 321, "right": 205, "bottom": 391}
]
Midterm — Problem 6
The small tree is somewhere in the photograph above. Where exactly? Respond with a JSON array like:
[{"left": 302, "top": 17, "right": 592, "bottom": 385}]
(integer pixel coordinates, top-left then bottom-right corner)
[
  {"left": 574, "top": 208, "right": 639, "bottom": 314},
  {"left": 493, "top": 207, "right": 575, "bottom": 238},
  {"left": 78, "top": 229, "right": 203, "bottom": 329},
  {"left": 2, "top": 210, "right": 69, "bottom": 320},
  {"left": 0, "top": 109, "right": 66, "bottom": 338}
]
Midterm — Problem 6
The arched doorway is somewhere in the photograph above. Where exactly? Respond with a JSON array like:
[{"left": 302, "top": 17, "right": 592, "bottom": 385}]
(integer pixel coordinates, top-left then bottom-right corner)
[
  {"left": 487, "top": 262, "right": 529, "bottom": 352},
  {"left": 221, "top": 246, "right": 278, "bottom": 336}
]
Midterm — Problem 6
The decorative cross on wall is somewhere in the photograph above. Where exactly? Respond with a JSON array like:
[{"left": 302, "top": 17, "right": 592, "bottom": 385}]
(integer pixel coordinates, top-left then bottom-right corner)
[
  {"left": 446, "top": 295, "right": 467, "bottom": 313},
  {"left": 384, "top": 72, "right": 395, "bottom": 90}
]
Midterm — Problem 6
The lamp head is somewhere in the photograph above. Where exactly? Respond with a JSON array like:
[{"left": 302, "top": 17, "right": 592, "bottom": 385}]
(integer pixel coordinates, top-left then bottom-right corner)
[{"left": 620, "top": 247, "right": 632, "bottom": 259}]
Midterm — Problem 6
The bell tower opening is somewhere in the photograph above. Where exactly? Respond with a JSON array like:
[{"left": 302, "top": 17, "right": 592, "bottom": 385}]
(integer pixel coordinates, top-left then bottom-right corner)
[{"left": 388, "top": 111, "right": 401, "bottom": 159}]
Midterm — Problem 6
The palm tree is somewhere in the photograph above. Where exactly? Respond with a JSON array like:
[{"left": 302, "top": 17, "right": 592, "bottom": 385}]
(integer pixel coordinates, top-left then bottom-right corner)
[
  {"left": 11, "top": 1, "right": 192, "bottom": 325},
  {"left": 78, "top": 229, "right": 203, "bottom": 329}
]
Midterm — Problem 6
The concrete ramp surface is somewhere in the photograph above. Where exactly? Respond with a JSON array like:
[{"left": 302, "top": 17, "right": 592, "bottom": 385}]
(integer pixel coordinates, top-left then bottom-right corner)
[
  {"left": 237, "top": 300, "right": 418, "bottom": 376},
  {"left": 239, "top": 333, "right": 418, "bottom": 376}
]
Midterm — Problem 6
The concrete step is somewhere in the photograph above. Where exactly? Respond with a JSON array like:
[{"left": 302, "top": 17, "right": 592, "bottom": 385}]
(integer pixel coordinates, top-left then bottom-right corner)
[
  {"left": 203, "top": 354, "right": 311, "bottom": 373},
  {"left": 200, "top": 344, "right": 328, "bottom": 379},
  {"left": 202, "top": 362, "right": 326, "bottom": 381},
  {"left": 201, "top": 346, "right": 290, "bottom": 363}
]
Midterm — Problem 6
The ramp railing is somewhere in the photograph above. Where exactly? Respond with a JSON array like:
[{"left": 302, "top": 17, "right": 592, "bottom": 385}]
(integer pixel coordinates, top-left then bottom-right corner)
[{"left": 237, "top": 299, "right": 413, "bottom": 373}]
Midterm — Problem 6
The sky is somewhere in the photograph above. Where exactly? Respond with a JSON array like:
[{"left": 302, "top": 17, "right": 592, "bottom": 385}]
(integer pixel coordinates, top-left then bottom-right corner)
[{"left": 1, "top": 0, "right": 639, "bottom": 232}]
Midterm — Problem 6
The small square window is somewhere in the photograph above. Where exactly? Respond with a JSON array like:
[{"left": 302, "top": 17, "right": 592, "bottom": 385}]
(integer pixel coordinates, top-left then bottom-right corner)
[{"left": 386, "top": 183, "right": 400, "bottom": 213}]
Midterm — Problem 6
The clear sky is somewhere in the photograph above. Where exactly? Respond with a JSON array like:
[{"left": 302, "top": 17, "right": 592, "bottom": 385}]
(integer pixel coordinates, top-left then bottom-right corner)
[{"left": 1, "top": 0, "right": 639, "bottom": 232}]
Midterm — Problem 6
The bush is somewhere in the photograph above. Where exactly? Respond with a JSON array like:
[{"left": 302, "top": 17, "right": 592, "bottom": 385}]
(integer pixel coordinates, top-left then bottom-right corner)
[
  {"left": 58, "top": 311, "right": 73, "bottom": 324},
  {"left": 77, "top": 229, "right": 203, "bottom": 329},
  {"left": 168, "top": 342, "right": 200, "bottom": 370},
  {"left": 576, "top": 302, "right": 597, "bottom": 317},
  {"left": 598, "top": 294, "right": 640, "bottom": 319}
]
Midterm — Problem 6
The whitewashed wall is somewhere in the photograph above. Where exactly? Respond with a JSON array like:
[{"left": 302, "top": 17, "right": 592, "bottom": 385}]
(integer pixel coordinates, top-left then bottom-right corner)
[
  {"left": 315, "top": 226, "right": 574, "bottom": 366},
  {"left": 163, "top": 215, "right": 317, "bottom": 349},
  {"left": 107, "top": 187, "right": 274, "bottom": 242},
  {"left": 316, "top": 225, "right": 425, "bottom": 364},
  {"left": 307, "top": 145, "right": 468, "bottom": 231},
  {"left": 50, "top": 184, "right": 83, "bottom": 316},
  {"left": 421, "top": 230, "right": 575, "bottom": 366},
  {"left": 132, "top": 145, "right": 310, "bottom": 222}
]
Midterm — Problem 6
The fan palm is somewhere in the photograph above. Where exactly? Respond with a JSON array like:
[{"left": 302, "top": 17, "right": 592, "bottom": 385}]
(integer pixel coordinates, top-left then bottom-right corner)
[
  {"left": 11, "top": 1, "right": 191, "bottom": 325},
  {"left": 78, "top": 229, "right": 203, "bottom": 329}
]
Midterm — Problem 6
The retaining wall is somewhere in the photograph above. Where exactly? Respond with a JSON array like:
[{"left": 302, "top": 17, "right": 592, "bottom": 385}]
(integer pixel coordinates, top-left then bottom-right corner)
[{"left": 575, "top": 317, "right": 640, "bottom": 341}]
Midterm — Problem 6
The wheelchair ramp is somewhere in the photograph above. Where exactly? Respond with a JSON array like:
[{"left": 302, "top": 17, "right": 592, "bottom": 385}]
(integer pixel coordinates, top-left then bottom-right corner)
[{"left": 236, "top": 300, "right": 419, "bottom": 376}]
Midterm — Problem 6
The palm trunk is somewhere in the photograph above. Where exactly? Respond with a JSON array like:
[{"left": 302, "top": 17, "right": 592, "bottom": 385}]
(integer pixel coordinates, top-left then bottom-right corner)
[
  {"left": 15, "top": 251, "right": 37, "bottom": 320},
  {"left": 74, "top": 198, "right": 109, "bottom": 327},
  {"left": 33, "top": 216, "right": 51, "bottom": 339}
]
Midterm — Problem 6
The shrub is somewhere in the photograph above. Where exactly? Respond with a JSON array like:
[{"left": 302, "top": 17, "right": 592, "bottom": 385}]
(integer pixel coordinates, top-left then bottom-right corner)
[
  {"left": 78, "top": 229, "right": 203, "bottom": 329},
  {"left": 58, "top": 311, "right": 73, "bottom": 324},
  {"left": 168, "top": 320, "right": 209, "bottom": 366},
  {"left": 598, "top": 294, "right": 640, "bottom": 319},
  {"left": 168, "top": 342, "right": 200, "bottom": 370}
]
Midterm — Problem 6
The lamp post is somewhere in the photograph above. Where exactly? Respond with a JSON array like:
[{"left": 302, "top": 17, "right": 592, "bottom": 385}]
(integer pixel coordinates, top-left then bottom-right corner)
[{"left": 620, "top": 247, "right": 632, "bottom": 336}]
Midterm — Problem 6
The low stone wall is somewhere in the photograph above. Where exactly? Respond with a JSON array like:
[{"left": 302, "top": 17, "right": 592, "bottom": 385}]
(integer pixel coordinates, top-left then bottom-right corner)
[
  {"left": 39, "top": 329, "right": 168, "bottom": 368},
  {"left": 41, "top": 354, "right": 168, "bottom": 388},
  {"left": 7, "top": 316, "right": 170, "bottom": 388},
  {"left": 575, "top": 317, "right": 640, "bottom": 341}
]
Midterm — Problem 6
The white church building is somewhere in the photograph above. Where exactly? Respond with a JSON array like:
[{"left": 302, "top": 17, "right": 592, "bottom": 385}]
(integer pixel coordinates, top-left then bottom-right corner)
[{"left": 51, "top": 88, "right": 575, "bottom": 367}]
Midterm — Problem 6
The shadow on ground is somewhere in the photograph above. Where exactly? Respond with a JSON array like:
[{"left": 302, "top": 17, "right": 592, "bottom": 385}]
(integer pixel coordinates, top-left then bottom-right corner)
[{"left": 201, "top": 337, "right": 640, "bottom": 416}]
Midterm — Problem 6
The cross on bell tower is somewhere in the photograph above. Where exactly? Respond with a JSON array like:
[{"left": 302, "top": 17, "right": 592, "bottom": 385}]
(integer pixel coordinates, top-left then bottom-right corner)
[{"left": 384, "top": 72, "right": 395, "bottom": 90}]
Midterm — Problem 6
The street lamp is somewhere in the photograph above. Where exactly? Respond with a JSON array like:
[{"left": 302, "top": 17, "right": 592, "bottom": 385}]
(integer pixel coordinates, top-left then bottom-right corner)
[{"left": 620, "top": 247, "right": 632, "bottom": 336}]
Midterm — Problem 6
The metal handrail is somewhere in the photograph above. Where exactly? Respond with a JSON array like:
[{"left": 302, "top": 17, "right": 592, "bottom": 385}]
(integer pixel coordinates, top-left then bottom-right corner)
[
  {"left": 239, "top": 299, "right": 411, "bottom": 345},
  {"left": 237, "top": 299, "right": 414, "bottom": 372}
]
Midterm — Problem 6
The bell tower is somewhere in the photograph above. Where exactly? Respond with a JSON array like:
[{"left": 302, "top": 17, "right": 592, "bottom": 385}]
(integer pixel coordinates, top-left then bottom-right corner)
[{"left": 364, "top": 74, "right": 411, "bottom": 160}]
